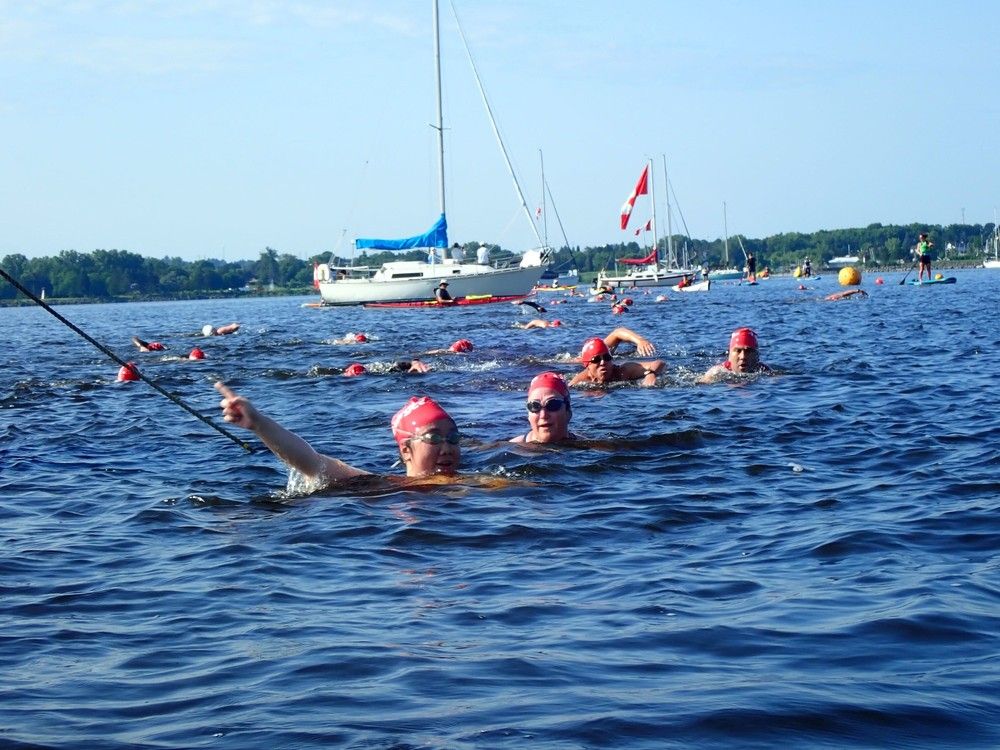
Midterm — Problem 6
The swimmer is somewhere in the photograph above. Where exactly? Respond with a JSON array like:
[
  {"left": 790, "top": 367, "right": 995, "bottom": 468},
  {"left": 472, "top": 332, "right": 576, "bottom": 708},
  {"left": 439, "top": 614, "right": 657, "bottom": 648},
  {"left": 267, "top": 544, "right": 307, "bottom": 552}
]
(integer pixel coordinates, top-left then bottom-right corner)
[
  {"left": 569, "top": 331, "right": 664, "bottom": 387},
  {"left": 202, "top": 323, "right": 240, "bottom": 337},
  {"left": 387, "top": 359, "right": 431, "bottom": 374},
  {"left": 510, "top": 372, "right": 580, "bottom": 444},
  {"left": 116, "top": 362, "right": 140, "bottom": 382},
  {"left": 698, "top": 327, "right": 771, "bottom": 383},
  {"left": 215, "top": 383, "right": 460, "bottom": 480},
  {"left": 825, "top": 289, "right": 868, "bottom": 301},
  {"left": 424, "top": 339, "right": 474, "bottom": 355},
  {"left": 131, "top": 336, "right": 166, "bottom": 352},
  {"left": 330, "top": 332, "right": 370, "bottom": 344},
  {"left": 189, "top": 347, "right": 206, "bottom": 360},
  {"left": 515, "top": 299, "right": 547, "bottom": 314},
  {"left": 514, "top": 319, "right": 562, "bottom": 329}
]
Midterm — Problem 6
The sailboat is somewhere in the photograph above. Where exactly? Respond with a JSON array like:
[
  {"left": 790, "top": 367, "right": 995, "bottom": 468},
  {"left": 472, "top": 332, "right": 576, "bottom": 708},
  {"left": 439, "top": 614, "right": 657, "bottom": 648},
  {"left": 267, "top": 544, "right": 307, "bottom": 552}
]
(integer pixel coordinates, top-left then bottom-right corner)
[
  {"left": 595, "top": 159, "right": 699, "bottom": 290},
  {"left": 314, "top": 0, "right": 549, "bottom": 306},
  {"left": 706, "top": 202, "right": 742, "bottom": 281},
  {"left": 984, "top": 219, "right": 1000, "bottom": 269}
]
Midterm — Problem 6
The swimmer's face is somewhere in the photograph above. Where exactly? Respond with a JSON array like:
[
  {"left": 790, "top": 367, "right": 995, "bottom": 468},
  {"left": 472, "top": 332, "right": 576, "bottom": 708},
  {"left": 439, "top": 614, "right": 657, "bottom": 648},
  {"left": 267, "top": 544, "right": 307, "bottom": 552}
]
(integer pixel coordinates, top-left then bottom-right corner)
[
  {"left": 526, "top": 386, "right": 571, "bottom": 443},
  {"left": 728, "top": 345, "right": 760, "bottom": 373},
  {"left": 587, "top": 353, "right": 614, "bottom": 383},
  {"left": 399, "top": 418, "right": 461, "bottom": 477}
]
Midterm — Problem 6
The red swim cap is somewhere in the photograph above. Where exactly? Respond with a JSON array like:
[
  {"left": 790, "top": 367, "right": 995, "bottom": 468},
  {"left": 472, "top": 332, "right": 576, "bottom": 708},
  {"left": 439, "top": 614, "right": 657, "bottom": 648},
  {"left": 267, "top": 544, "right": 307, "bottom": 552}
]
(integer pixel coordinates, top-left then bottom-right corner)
[
  {"left": 189, "top": 347, "right": 205, "bottom": 360},
  {"left": 147, "top": 342, "right": 165, "bottom": 351},
  {"left": 611, "top": 304, "right": 627, "bottom": 314},
  {"left": 391, "top": 396, "right": 453, "bottom": 445},
  {"left": 354, "top": 333, "right": 368, "bottom": 343},
  {"left": 580, "top": 337, "right": 610, "bottom": 363},
  {"left": 550, "top": 319, "right": 561, "bottom": 327},
  {"left": 344, "top": 363, "right": 366, "bottom": 377},
  {"left": 117, "top": 362, "right": 140, "bottom": 382},
  {"left": 729, "top": 327, "right": 759, "bottom": 350},
  {"left": 449, "top": 339, "right": 473, "bottom": 353},
  {"left": 622, "top": 297, "right": 634, "bottom": 306},
  {"left": 528, "top": 371, "right": 570, "bottom": 401}
]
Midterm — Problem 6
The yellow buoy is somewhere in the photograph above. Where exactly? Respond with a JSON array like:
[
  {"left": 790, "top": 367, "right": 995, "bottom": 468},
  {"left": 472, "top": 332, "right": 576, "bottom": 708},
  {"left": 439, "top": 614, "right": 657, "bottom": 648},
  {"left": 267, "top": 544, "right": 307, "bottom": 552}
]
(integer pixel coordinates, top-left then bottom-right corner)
[
  {"left": 792, "top": 267, "right": 802, "bottom": 278},
  {"left": 838, "top": 266, "right": 861, "bottom": 286},
  {"left": 934, "top": 273, "right": 943, "bottom": 280}
]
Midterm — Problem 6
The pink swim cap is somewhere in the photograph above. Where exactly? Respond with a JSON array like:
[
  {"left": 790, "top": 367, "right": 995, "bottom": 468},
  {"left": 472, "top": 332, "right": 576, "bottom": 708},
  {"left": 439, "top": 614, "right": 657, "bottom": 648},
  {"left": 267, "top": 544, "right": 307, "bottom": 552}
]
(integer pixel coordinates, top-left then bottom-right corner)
[
  {"left": 528, "top": 372, "right": 570, "bottom": 401},
  {"left": 449, "top": 339, "right": 474, "bottom": 353},
  {"left": 344, "top": 363, "right": 366, "bottom": 377},
  {"left": 580, "top": 337, "right": 610, "bottom": 363},
  {"left": 391, "top": 396, "right": 454, "bottom": 445},
  {"left": 729, "top": 327, "right": 759, "bottom": 350},
  {"left": 116, "top": 362, "right": 140, "bottom": 382},
  {"left": 550, "top": 320, "right": 562, "bottom": 327},
  {"left": 189, "top": 347, "right": 205, "bottom": 360}
]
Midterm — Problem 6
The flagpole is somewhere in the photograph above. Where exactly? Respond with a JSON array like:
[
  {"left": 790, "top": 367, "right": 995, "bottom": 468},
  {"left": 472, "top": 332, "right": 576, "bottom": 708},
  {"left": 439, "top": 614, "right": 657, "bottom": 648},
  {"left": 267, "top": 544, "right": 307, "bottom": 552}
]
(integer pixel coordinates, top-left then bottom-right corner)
[{"left": 647, "top": 158, "right": 658, "bottom": 265}]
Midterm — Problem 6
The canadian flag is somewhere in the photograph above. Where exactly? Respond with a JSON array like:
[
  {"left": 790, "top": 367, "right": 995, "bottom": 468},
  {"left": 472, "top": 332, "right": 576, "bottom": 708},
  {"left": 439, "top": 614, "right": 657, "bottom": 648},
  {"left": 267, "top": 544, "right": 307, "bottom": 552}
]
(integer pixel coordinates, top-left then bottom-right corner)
[
  {"left": 620, "top": 164, "right": 649, "bottom": 230},
  {"left": 633, "top": 220, "right": 652, "bottom": 237}
]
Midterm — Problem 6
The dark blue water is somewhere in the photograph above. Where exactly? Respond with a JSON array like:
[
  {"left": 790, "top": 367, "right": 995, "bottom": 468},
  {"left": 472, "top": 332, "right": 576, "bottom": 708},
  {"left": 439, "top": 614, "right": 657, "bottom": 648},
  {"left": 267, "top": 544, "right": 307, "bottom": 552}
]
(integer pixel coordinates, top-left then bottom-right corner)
[{"left": 2, "top": 270, "right": 998, "bottom": 749}]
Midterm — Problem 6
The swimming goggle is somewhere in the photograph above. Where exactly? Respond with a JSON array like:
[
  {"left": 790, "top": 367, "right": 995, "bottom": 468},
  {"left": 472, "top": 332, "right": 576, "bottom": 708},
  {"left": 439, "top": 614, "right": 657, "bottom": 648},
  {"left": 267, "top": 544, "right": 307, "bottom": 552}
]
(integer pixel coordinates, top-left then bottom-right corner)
[
  {"left": 526, "top": 398, "right": 567, "bottom": 414},
  {"left": 589, "top": 354, "right": 613, "bottom": 365},
  {"left": 408, "top": 430, "right": 462, "bottom": 446}
]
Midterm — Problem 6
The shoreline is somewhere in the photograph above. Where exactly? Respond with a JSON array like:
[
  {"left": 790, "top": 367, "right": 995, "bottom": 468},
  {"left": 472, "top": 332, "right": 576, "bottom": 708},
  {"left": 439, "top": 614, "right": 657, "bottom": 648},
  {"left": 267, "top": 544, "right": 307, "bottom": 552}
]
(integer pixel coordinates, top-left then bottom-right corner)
[{"left": 0, "top": 287, "right": 319, "bottom": 308}]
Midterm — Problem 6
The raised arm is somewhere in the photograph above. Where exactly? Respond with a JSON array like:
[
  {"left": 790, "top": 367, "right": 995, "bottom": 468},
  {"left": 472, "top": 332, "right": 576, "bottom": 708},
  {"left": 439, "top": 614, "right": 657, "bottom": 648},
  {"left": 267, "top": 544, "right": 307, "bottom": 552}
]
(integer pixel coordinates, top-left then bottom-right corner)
[
  {"left": 214, "top": 381, "right": 368, "bottom": 482},
  {"left": 604, "top": 326, "right": 656, "bottom": 356},
  {"left": 619, "top": 359, "right": 665, "bottom": 386}
]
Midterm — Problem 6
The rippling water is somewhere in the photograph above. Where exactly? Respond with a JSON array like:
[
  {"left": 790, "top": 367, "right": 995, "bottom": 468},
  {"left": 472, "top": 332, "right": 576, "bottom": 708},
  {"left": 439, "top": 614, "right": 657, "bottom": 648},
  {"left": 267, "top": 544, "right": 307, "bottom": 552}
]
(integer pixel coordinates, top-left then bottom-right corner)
[{"left": 2, "top": 271, "right": 998, "bottom": 749}]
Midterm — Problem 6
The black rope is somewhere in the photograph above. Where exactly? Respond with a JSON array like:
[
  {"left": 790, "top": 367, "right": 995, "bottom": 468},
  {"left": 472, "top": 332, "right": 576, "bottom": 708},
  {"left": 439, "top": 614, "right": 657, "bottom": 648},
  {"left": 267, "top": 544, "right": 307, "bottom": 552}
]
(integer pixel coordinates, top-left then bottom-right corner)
[{"left": 0, "top": 267, "right": 253, "bottom": 453}]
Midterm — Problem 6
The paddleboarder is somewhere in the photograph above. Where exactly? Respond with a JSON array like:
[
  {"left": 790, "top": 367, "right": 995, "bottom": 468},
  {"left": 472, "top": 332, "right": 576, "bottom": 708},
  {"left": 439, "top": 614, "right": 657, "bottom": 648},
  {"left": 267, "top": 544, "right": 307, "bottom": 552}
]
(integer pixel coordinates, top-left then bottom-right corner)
[{"left": 916, "top": 233, "right": 934, "bottom": 282}]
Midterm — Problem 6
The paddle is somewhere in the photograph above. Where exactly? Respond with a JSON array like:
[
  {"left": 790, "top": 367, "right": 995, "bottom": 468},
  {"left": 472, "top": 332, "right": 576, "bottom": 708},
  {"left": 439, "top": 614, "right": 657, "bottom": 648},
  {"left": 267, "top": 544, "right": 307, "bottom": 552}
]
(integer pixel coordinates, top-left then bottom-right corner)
[{"left": 898, "top": 261, "right": 918, "bottom": 285}]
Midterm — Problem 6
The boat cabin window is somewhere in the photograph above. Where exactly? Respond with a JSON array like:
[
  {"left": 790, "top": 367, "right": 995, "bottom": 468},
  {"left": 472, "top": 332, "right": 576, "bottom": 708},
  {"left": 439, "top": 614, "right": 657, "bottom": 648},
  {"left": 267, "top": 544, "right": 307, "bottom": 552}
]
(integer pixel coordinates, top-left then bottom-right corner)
[{"left": 389, "top": 272, "right": 425, "bottom": 279}]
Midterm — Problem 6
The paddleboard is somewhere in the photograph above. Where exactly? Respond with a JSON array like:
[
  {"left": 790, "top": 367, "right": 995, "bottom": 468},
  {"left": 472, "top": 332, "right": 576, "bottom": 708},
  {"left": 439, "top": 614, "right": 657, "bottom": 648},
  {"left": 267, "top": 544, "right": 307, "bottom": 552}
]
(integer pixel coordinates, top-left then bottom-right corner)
[
  {"left": 908, "top": 277, "right": 956, "bottom": 286},
  {"left": 365, "top": 294, "right": 527, "bottom": 309}
]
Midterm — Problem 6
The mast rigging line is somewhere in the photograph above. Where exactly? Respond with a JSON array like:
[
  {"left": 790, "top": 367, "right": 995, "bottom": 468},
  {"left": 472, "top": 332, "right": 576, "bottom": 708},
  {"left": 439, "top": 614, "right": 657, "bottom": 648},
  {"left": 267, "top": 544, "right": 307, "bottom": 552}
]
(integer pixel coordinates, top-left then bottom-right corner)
[{"left": 449, "top": 0, "right": 544, "bottom": 248}]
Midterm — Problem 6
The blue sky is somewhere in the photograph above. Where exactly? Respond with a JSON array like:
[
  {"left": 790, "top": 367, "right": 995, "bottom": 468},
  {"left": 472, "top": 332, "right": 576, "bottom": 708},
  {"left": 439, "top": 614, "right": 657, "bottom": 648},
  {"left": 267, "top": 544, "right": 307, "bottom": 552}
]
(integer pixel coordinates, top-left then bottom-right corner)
[{"left": 2, "top": 1, "right": 998, "bottom": 261}]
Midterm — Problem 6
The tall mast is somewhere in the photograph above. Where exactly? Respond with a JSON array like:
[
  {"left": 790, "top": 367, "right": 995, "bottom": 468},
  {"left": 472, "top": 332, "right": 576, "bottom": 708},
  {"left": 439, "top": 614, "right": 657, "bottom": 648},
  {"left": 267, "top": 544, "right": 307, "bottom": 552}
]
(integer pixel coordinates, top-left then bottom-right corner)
[
  {"left": 432, "top": 0, "right": 446, "bottom": 217},
  {"left": 539, "top": 149, "right": 548, "bottom": 246},
  {"left": 662, "top": 154, "right": 673, "bottom": 266},
  {"left": 723, "top": 201, "right": 729, "bottom": 265},
  {"left": 648, "top": 158, "right": 657, "bottom": 261}
]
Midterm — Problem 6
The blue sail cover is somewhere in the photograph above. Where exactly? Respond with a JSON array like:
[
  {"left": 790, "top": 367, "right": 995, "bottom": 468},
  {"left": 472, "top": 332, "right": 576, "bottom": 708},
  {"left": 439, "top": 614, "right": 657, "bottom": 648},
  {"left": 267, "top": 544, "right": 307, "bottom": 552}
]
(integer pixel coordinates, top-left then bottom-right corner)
[{"left": 355, "top": 214, "right": 448, "bottom": 251}]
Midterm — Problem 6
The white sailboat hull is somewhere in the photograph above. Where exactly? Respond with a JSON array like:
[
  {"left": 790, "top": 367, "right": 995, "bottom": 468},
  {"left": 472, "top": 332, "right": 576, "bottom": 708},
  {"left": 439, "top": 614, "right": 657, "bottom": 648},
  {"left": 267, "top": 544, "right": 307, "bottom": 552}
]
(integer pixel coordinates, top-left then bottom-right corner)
[
  {"left": 596, "top": 265, "right": 700, "bottom": 289},
  {"left": 983, "top": 259, "right": 1000, "bottom": 269},
  {"left": 318, "top": 260, "right": 545, "bottom": 305}
]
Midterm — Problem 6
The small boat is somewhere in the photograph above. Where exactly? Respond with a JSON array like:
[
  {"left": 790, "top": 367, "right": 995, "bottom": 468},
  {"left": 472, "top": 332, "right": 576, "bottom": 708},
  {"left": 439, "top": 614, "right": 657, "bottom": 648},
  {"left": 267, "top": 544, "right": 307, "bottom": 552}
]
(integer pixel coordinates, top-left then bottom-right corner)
[
  {"left": 985, "top": 222, "right": 1000, "bottom": 268},
  {"left": 599, "top": 161, "right": 699, "bottom": 290},
  {"left": 672, "top": 279, "right": 710, "bottom": 293},
  {"left": 908, "top": 277, "right": 957, "bottom": 286}
]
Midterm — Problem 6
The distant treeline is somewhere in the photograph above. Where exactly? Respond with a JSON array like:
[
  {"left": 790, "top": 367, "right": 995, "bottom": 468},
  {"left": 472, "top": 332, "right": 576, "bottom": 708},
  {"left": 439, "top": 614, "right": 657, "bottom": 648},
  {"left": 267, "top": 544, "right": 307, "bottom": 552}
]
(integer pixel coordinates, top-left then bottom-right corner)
[{"left": 2, "top": 222, "right": 995, "bottom": 300}]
